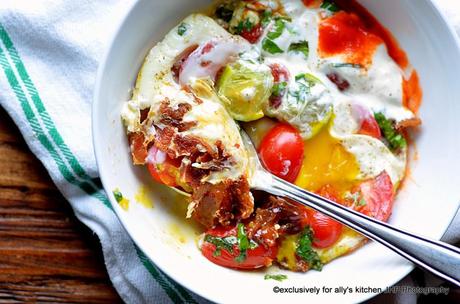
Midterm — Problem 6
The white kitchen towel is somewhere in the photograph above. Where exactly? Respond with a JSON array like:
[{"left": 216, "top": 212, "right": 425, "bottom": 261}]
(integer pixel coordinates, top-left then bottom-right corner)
[{"left": 0, "top": 1, "right": 458, "bottom": 304}]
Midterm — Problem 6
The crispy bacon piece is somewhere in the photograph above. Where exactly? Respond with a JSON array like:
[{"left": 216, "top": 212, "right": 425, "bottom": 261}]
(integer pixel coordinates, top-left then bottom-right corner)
[
  {"left": 192, "top": 178, "right": 253, "bottom": 228},
  {"left": 128, "top": 94, "right": 255, "bottom": 229},
  {"left": 246, "top": 196, "right": 309, "bottom": 248},
  {"left": 128, "top": 132, "right": 148, "bottom": 164},
  {"left": 395, "top": 117, "right": 421, "bottom": 131},
  {"left": 327, "top": 72, "right": 350, "bottom": 91}
]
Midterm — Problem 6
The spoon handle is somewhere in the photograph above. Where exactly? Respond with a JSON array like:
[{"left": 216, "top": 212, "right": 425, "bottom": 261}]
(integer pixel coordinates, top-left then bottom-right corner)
[{"left": 254, "top": 171, "right": 460, "bottom": 287}]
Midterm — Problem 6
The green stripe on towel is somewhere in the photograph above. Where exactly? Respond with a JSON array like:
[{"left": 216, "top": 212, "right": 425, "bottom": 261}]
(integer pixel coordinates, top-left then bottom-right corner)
[{"left": 0, "top": 23, "right": 197, "bottom": 304}]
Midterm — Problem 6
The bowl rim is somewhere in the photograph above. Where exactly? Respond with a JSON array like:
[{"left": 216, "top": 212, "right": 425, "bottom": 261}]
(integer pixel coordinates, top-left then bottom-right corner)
[{"left": 92, "top": 0, "right": 460, "bottom": 302}]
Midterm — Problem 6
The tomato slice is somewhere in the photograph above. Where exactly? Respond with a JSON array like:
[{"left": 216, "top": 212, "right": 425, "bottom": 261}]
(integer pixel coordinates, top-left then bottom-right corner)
[
  {"left": 358, "top": 115, "right": 381, "bottom": 139},
  {"left": 200, "top": 225, "right": 278, "bottom": 270},
  {"left": 355, "top": 171, "right": 394, "bottom": 221},
  {"left": 351, "top": 103, "right": 381, "bottom": 139},
  {"left": 240, "top": 24, "right": 264, "bottom": 44},
  {"left": 146, "top": 146, "right": 180, "bottom": 187},
  {"left": 308, "top": 185, "right": 343, "bottom": 248},
  {"left": 258, "top": 123, "right": 304, "bottom": 183}
]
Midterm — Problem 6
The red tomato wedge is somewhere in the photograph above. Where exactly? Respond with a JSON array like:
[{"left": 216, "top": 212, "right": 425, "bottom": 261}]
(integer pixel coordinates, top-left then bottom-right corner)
[
  {"left": 201, "top": 225, "right": 278, "bottom": 270},
  {"left": 240, "top": 24, "right": 264, "bottom": 44},
  {"left": 355, "top": 171, "right": 395, "bottom": 221},
  {"left": 351, "top": 103, "right": 381, "bottom": 139},
  {"left": 258, "top": 124, "right": 304, "bottom": 183},
  {"left": 146, "top": 146, "right": 180, "bottom": 187},
  {"left": 309, "top": 185, "right": 343, "bottom": 248},
  {"left": 358, "top": 114, "right": 381, "bottom": 139}
]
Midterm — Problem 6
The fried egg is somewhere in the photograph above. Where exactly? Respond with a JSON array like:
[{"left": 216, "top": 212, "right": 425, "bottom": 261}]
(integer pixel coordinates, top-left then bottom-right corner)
[{"left": 121, "top": 14, "right": 252, "bottom": 184}]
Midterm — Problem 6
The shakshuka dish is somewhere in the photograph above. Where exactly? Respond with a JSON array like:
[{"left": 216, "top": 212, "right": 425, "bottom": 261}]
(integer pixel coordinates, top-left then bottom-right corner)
[{"left": 121, "top": 0, "right": 422, "bottom": 273}]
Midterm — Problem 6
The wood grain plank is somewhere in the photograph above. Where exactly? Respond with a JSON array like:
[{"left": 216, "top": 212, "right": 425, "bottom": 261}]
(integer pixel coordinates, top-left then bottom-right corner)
[{"left": 0, "top": 107, "right": 122, "bottom": 303}]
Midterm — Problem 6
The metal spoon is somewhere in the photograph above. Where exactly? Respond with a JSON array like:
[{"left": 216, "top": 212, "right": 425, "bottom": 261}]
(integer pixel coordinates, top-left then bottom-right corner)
[{"left": 240, "top": 130, "right": 460, "bottom": 287}]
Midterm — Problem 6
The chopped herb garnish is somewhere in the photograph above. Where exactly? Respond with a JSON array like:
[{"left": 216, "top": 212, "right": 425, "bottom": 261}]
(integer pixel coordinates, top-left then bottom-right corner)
[
  {"left": 374, "top": 112, "right": 407, "bottom": 151},
  {"left": 295, "top": 73, "right": 321, "bottom": 86},
  {"left": 204, "top": 234, "right": 236, "bottom": 257},
  {"left": 215, "top": 5, "right": 234, "bottom": 22},
  {"left": 262, "top": 38, "right": 283, "bottom": 54},
  {"left": 331, "top": 63, "right": 363, "bottom": 69},
  {"left": 289, "top": 73, "right": 321, "bottom": 102},
  {"left": 357, "top": 198, "right": 367, "bottom": 207},
  {"left": 234, "top": 18, "right": 254, "bottom": 34},
  {"left": 296, "top": 227, "right": 323, "bottom": 271},
  {"left": 345, "top": 191, "right": 366, "bottom": 207},
  {"left": 321, "top": 0, "right": 340, "bottom": 12},
  {"left": 288, "top": 41, "right": 309, "bottom": 58},
  {"left": 272, "top": 81, "right": 288, "bottom": 97},
  {"left": 235, "top": 223, "right": 250, "bottom": 262},
  {"left": 267, "top": 19, "right": 285, "bottom": 39},
  {"left": 112, "top": 189, "right": 129, "bottom": 211},
  {"left": 177, "top": 23, "right": 188, "bottom": 36},
  {"left": 261, "top": 10, "right": 273, "bottom": 27},
  {"left": 264, "top": 274, "right": 288, "bottom": 282},
  {"left": 113, "top": 189, "right": 123, "bottom": 202},
  {"left": 204, "top": 224, "right": 258, "bottom": 261}
]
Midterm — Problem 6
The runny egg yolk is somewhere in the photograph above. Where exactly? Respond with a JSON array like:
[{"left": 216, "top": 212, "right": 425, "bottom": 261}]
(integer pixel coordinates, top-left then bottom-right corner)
[{"left": 295, "top": 125, "right": 360, "bottom": 193}]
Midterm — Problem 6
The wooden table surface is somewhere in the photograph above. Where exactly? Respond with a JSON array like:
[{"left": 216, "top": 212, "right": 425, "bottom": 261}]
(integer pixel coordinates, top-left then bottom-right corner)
[{"left": 0, "top": 107, "right": 122, "bottom": 303}]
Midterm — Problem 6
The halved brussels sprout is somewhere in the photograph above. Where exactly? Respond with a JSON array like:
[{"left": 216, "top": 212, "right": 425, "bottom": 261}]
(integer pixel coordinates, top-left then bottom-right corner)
[{"left": 217, "top": 60, "right": 273, "bottom": 121}]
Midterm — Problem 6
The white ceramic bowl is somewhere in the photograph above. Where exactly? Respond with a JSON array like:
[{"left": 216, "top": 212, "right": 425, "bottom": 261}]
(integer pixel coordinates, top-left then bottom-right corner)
[{"left": 93, "top": 1, "right": 460, "bottom": 303}]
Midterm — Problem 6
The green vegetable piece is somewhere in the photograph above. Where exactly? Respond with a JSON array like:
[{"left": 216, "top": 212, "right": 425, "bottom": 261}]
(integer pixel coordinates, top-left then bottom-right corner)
[
  {"left": 235, "top": 223, "right": 249, "bottom": 262},
  {"left": 331, "top": 63, "right": 363, "bottom": 69},
  {"left": 296, "top": 227, "right": 323, "bottom": 271},
  {"left": 321, "top": 0, "right": 340, "bottom": 12},
  {"left": 295, "top": 73, "right": 321, "bottom": 85},
  {"left": 262, "top": 38, "right": 283, "bottom": 54},
  {"left": 374, "top": 112, "right": 407, "bottom": 151},
  {"left": 234, "top": 18, "right": 254, "bottom": 34},
  {"left": 264, "top": 274, "right": 288, "bottom": 282},
  {"left": 357, "top": 198, "right": 367, "bottom": 207},
  {"left": 177, "top": 23, "right": 188, "bottom": 36},
  {"left": 204, "top": 234, "right": 236, "bottom": 257},
  {"left": 288, "top": 41, "right": 309, "bottom": 58},
  {"left": 113, "top": 189, "right": 123, "bottom": 202},
  {"left": 217, "top": 60, "right": 274, "bottom": 121},
  {"left": 272, "top": 81, "right": 287, "bottom": 97},
  {"left": 267, "top": 19, "right": 285, "bottom": 39},
  {"left": 261, "top": 10, "right": 273, "bottom": 27}
]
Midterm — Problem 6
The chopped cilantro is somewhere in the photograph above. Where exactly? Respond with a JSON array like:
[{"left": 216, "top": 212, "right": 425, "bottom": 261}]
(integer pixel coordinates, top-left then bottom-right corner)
[
  {"left": 296, "top": 227, "right": 323, "bottom": 271},
  {"left": 321, "top": 0, "right": 340, "bottom": 12},
  {"left": 288, "top": 41, "right": 309, "bottom": 58},
  {"left": 113, "top": 189, "right": 123, "bottom": 202},
  {"left": 204, "top": 224, "right": 257, "bottom": 261},
  {"left": 234, "top": 18, "right": 254, "bottom": 34},
  {"left": 262, "top": 38, "right": 283, "bottom": 54},
  {"left": 261, "top": 10, "right": 273, "bottom": 27},
  {"left": 374, "top": 112, "right": 407, "bottom": 151},
  {"left": 357, "top": 198, "right": 367, "bottom": 207},
  {"left": 264, "top": 274, "right": 288, "bottom": 282},
  {"left": 215, "top": 5, "right": 234, "bottom": 22},
  {"left": 204, "top": 234, "right": 236, "bottom": 257},
  {"left": 267, "top": 19, "right": 285, "bottom": 39},
  {"left": 272, "top": 81, "right": 288, "bottom": 97},
  {"left": 235, "top": 223, "right": 250, "bottom": 262},
  {"left": 331, "top": 63, "right": 363, "bottom": 69},
  {"left": 295, "top": 73, "right": 321, "bottom": 86},
  {"left": 112, "top": 189, "right": 129, "bottom": 211},
  {"left": 177, "top": 23, "right": 188, "bottom": 36}
]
